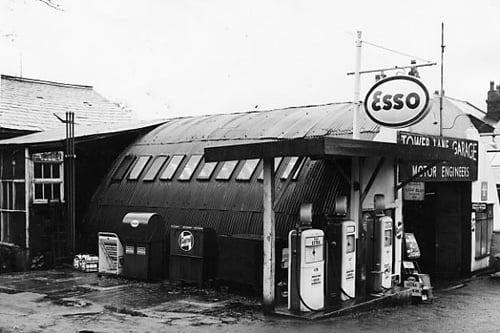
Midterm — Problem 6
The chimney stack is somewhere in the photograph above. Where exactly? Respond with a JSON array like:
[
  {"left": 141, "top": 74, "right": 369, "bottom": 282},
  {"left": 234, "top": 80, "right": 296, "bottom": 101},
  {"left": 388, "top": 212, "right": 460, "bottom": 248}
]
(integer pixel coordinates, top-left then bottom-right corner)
[{"left": 486, "top": 81, "right": 500, "bottom": 121}]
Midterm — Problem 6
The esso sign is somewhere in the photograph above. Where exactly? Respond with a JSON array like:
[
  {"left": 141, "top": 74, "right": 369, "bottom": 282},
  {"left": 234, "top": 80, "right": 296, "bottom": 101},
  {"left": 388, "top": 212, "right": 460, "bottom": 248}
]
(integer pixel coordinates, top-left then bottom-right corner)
[{"left": 364, "top": 75, "right": 430, "bottom": 128}]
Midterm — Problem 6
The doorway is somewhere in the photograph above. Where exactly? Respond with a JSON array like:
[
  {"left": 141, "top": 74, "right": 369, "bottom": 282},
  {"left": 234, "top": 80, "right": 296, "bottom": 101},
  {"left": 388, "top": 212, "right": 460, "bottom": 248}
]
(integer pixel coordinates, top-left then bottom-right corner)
[{"left": 403, "top": 182, "right": 471, "bottom": 278}]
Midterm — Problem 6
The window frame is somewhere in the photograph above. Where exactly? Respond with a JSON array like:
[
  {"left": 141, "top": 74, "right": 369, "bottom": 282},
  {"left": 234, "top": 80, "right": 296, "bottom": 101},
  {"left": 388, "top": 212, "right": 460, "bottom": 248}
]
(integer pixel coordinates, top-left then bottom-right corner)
[
  {"left": 127, "top": 155, "right": 152, "bottom": 180},
  {"left": 197, "top": 161, "right": 218, "bottom": 180},
  {"left": 178, "top": 154, "right": 203, "bottom": 181},
  {"left": 475, "top": 204, "right": 493, "bottom": 259},
  {"left": 159, "top": 154, "right": 185, "bottom": 181},
  {"left": 112, "top": 155, "right": 136, "bottom": 181},
  {"left": 143, "top": 155, "right": 169, "bottom": 182},
  {"left": 215, "top": 160, "right": 239, "bottom": 180},
  {"left": 32, "top": 161, "right": 64, "bottom": 204},
  {"left": 236, "top": 159, "right": 260, "bottom": 181}
]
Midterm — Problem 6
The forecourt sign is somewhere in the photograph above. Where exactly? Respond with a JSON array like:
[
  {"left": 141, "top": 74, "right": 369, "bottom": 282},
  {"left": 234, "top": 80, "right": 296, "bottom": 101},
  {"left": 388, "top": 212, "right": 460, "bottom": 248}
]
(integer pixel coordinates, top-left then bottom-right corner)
[
  {"left": 364, "top": 75, "right": 430, "bottom": 128},
  {"left": 398, "top": 131, "right": 478, "bottom": 182}
]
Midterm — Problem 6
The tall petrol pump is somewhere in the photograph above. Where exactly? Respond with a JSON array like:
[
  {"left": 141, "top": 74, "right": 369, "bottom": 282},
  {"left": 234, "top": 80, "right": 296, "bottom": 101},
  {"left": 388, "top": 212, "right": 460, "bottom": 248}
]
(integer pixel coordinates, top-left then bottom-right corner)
[
  {"left": 325, "top": 196, "right": 356, "bottom": 303},
  {"left": 288, "top": 203, "right": 325, "bottom": 312},
  {"left": 370, "top": 194, "right": 394, "bottom": 293}
]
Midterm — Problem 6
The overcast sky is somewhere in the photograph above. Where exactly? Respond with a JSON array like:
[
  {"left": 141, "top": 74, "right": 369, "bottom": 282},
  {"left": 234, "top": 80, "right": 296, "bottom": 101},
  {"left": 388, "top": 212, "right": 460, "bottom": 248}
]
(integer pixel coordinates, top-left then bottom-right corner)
[{"left": 1, "top": 0, "right": 499, "bottom": 120}]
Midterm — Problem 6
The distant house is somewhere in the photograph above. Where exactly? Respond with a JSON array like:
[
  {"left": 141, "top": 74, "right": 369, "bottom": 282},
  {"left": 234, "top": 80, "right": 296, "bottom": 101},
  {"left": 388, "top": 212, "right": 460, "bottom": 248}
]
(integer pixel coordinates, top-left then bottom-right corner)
[
  {"left": 0, "top": 74, "right": 164, "bottom": 270},
  {"left": 0, "top": 74, "right": 132, "bottom": 139}
]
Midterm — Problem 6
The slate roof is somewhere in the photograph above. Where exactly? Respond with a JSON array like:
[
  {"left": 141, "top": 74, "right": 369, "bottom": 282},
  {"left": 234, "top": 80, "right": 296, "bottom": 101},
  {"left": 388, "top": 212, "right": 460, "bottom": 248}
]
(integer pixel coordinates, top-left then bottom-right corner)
[{"left": 0, "top": 74, "right": 132, "bottom": 132}]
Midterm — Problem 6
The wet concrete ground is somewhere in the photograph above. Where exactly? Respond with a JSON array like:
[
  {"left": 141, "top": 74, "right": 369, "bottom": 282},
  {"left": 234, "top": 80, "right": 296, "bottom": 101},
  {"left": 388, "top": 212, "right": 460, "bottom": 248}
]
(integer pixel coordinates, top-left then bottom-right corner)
[{"left": 0, "top": 269, "right": 499, "bottom": 332}]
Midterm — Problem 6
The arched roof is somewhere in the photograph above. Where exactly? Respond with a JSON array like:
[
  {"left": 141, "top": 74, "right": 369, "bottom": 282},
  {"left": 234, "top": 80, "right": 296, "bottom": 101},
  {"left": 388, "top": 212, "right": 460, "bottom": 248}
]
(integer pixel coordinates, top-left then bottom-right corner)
[{"left": 139, "top": 102, "right": 379, "bottom": 146}]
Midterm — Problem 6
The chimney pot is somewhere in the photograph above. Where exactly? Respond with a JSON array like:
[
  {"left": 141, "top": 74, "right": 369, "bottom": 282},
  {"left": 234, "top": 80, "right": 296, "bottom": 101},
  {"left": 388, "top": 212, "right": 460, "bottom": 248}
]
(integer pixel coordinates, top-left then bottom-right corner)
[{"left": 491, "top": 81, "right": 495, "bottom": 91}]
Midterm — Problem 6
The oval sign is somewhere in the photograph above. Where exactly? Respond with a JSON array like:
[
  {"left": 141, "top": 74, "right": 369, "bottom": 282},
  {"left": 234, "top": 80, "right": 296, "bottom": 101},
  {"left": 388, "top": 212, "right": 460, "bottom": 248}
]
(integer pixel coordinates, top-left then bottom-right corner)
[
  {"left": 364, "top": 75, "right": 430, "bottom": 128},
  {"left": 178, "top": 230, "right": 194, "bottom": 252},
  {"left": 130, "top": 219, "right": 140, "bottom": 228}
]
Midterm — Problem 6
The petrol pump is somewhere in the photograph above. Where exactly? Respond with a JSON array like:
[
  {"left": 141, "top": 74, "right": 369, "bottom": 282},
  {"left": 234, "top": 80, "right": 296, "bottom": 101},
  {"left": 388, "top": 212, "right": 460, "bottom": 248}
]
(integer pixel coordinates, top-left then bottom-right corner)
[
  {"left": 325, "top": 196, "right": 356, "bottom": 303},
  {"left": 369, "top": 194, "right": 394, "bottom": 294},
  {"left": 288, "top": 203, "right": 325, "bottom": 312}
]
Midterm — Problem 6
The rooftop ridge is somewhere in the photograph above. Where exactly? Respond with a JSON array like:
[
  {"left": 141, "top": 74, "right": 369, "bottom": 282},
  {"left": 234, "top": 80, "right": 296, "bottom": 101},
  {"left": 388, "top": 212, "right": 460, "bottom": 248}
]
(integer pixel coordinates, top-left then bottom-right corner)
[{"left": 1, "top": 74, "right": 93, "bottom": 90}]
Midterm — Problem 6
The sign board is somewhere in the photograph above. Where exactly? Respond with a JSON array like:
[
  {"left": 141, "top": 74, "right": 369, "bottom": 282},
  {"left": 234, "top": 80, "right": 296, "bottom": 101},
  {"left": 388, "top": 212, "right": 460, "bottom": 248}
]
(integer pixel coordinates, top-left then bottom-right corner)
[
  {"left": 32, "top": 151, "right": 64, "bottom": 163},
  {"left": 364, "top": 75, "right": 430, "bottom": 128},
  {"left": 481, "top": 181, "right": 488, "bottom": 201},
  {"left": 472, "top": 202, "right": 487, "bottom": 213},
  {"left": 398, "top": 131, "right": 478, "bottom": 182},
  {"left": 403, "top": 182, "right": 425, "bottom": 201},
  {"left": 404, "top": 233, "right": 421, "bottom": 259}
]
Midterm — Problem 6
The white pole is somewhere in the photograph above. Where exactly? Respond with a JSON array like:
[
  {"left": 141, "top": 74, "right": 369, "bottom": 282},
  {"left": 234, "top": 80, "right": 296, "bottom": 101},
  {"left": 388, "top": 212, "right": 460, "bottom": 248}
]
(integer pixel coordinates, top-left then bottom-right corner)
[{"left": 353, "top": 31, "right": 362, "bottom": 140}]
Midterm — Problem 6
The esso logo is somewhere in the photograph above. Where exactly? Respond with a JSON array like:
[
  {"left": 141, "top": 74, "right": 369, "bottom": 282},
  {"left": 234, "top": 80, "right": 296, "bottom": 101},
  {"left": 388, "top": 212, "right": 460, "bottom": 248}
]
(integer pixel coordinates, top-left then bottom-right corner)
[
  {"left": 178, "top": 230, "right": 194, "bottom": 252},
  {"left": 364, "top": 75, "right": 430, "bottom": 128}
]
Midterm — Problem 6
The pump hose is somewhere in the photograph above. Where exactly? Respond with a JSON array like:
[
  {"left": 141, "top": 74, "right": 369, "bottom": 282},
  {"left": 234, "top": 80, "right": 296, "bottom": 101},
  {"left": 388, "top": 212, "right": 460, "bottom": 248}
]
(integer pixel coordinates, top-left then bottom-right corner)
[
  {"left": 328, "top": 240, "right": 356, "bottom": 300},
  {"left": 293, "top": 228, "right": 324, "bottom": 312}
]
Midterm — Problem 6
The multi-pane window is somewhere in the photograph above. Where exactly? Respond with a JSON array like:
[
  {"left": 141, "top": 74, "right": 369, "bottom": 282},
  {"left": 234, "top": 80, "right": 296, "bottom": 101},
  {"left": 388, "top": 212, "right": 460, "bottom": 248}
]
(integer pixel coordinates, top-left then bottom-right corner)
[
  {"left": 216, "top": 160, "right": 238, "bottom": 180},
  {"left": 197, "top": 161, "right": 218, "bottom": 180},
  {"left": 475, "top": 204, "right": 493, "bottom": 258},
  {"left": 236, "top": 159, "right": 260, "bottom": 181},
  {"left": 32, "top": 152, "right": 64, "bottom": 204},
  {"left": 112, "top": 155, "right": 135, "bottom": 181},
  {"left": 179, "top": 155, "right": 202, "bottom": 181},
  {"left": 127, "top": 156, "right": 151, "bottom": 180},
  {"left": 143, "top": 156, "right": 168, "bottom": 181},
  {"left": 160, "top": 155, "right": 185, "bottom": 180}
]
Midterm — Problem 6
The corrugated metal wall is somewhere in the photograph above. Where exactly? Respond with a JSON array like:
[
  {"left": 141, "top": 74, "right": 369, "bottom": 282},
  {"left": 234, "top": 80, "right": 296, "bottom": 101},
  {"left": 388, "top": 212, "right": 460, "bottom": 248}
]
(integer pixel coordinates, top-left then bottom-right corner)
[{"left": 82, "top": 104, "right": 373, "bottom": 252}]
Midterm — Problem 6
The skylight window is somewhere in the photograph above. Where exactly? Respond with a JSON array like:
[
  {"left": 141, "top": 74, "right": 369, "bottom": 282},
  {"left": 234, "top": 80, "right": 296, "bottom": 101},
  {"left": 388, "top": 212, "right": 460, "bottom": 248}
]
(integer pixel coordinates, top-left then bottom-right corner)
[
  {"left": 143, "top": 155, "right": 168, "bottom": 181},
  {"left": 236, "top": 159, "right": 260, "bottom": 181},
  {"left": 160, "top": 155, "right": 185, "bottom": 180},
  {"left": 281, "top": 157, "right": 299, "bottom": 180},
  {"left": 179, "top": 155, "right": 202, "bottom": 180},
  {"left": 197, "top": 161, "right": 218, "bottom": 180},
  {"left": 112, "top": 155, "right": 136, "bottom": 181},
  {"left": 128, "top": 156, "right": 151, "bottom": 180},
  {"left": 216, "top": 160, "right": 238, "bottom": 180}
]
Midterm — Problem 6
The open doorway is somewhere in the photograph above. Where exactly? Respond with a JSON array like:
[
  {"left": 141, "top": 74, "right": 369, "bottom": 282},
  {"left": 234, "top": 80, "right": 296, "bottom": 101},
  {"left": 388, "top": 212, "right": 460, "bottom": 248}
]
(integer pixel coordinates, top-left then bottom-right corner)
[{"left": 403, "top": 182, "right": 472, "bottom": 278}]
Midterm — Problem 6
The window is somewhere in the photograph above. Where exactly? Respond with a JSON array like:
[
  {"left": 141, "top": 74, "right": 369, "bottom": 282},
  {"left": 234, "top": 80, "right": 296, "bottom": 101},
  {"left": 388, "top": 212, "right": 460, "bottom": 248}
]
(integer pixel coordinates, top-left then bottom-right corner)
[
  {"left": 197, "top": 161, "right": 218, "bottom": 180},
  {"left": 32, "top": 152, "right": 64, "bottom": 204},
  {"left": 143, "top": 156, "right": 168, "bottom": 181},
  {"left": 160, "top": 155, "right": 185, "bottom": 180},
  {"left": 112, "top": 155, "right": 136, "bottom": 181},
  {"left": 257, "top": 157, "right": 283, "bottom": 180},
  {"left": 179, "top": 155, "right": 202, "bottom": 181},
  {"left": 216, "top": 160, "right": 238, "bottom": 180},
  {"left": 236, "top": 159, "right": 260, "bottom": 181},
  {"left": 292, "top": 157, "right": 306, "bottom": 180},
  {"left": 281, "top": 157, "right": 299, "bottom": 180},
  {"left": 475, "top": 204, "right": 493, "bottom": 258},
  {"left": 127, "top": 156, "right": 151, "bottom": 180}
]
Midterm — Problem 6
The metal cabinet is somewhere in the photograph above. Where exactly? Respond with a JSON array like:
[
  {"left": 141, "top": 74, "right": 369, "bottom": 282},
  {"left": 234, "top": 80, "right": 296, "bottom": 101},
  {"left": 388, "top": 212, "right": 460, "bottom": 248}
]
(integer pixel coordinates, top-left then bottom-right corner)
[{"left": 169, "top": 225, "right": 217, "bottom": 287}]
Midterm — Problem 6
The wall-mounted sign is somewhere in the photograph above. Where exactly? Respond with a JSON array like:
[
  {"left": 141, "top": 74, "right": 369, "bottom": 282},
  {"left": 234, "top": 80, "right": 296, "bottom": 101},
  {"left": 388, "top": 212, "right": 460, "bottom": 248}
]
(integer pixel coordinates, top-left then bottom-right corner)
[
  {"left": 32, "top": 151, "right": 64, "bottom": 163},
  {"left": 481, "top": 181, "right": 488, "bottom": 201},
  {"left": 364, "top": 75, "right": 430, "bottom": 128},
  {"left": 178, "top": 230, "right": 194, "bottom": 252},
  {"left": 398, "top": 131, "right": 478, "bottom": 182},
  {"left": 403, "top": 182, "right": 425, "bottom": 201}
]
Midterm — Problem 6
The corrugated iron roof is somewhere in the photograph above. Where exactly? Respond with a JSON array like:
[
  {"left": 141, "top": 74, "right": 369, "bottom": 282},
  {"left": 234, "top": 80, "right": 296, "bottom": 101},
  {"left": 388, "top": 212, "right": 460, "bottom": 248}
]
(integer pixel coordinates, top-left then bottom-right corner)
[
  {"left": 143, "top": 102, "right": 379, "bottom": 145},
  {"left": 0, "top": 119, "right": 167, "bottom": 146},
  {"left": 0, "top": 74, "right": 132, "bottom": 132}
]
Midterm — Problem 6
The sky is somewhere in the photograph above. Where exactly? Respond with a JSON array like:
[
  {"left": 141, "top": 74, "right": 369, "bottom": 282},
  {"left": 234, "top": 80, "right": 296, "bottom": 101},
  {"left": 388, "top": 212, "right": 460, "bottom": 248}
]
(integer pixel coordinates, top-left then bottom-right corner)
[{"left": 1, "top": 0, "right": 500, "bottom": 120}]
